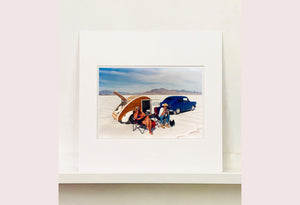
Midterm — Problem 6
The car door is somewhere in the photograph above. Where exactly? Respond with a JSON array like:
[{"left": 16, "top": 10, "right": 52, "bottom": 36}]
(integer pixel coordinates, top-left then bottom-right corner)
[
  {"left": 177, "top": 97, "right": 183, "bottom": 111},
  {"left": 182, "top": 97, "right": 190, "bottom": 111}
]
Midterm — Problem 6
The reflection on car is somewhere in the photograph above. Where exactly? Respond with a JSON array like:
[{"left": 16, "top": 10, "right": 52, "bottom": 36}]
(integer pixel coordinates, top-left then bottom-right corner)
[{"left": 159, "top": 96, "right": 197, "bottom": 114}]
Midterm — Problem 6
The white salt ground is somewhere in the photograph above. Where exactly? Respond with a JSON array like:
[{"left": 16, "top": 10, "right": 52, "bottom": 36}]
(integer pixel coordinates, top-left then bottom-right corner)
[{"left": 98, "top": 95, "right": 203, "bottom": 139}]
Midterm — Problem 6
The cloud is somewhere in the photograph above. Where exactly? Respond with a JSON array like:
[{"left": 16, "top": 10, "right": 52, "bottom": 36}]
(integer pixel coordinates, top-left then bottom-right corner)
[
  {"left": 136, "top": 68, "right": 202, "bottom": 84},
  {"left": 99, "top": 67, "right": 202, "bottom": 92},
  {"left": 99, "top": 70, "right": 128, "bottom": 76}
]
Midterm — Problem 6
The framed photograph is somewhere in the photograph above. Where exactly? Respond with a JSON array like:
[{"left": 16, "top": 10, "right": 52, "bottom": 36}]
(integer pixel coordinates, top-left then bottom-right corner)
[
  {"left": 98, "top": 66, "right": 203, "bottom": 139},
  {"left": 79, "top": 31, "right": 222, "bottom": 173}
]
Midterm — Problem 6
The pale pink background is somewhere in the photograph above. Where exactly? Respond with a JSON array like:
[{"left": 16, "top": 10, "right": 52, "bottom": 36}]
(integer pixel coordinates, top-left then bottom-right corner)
[
  {"left": 1, "top": 0, "right": 300, "bottom": 204},
  {"left": 0, "top": 0, "right": 58, "bottom": 205},
  {"left": 242, "top": 0, "right": 300, "bottom": 204}
]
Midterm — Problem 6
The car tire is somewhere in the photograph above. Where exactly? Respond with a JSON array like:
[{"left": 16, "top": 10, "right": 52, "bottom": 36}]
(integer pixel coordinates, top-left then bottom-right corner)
[
  {"left": 175, "top": 108, "right": 180, "bottom": 114},
  {"left": 191, "top": 106, "right": 195, "bottom": 111}
]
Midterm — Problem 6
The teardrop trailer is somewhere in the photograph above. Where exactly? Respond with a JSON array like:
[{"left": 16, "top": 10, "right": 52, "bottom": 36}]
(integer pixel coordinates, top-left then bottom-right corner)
[
  {"left": 112, "top": 91, "right": 158, "bottom": 134},
  {"left": 112, "top": 91, "right": 152, "bottom": 123}
]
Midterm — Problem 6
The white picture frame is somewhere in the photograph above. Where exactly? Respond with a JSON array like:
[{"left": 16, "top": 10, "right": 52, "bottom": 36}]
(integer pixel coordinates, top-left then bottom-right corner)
[{"left": 79, "top": 31, "right": 222, "bottom": 173}]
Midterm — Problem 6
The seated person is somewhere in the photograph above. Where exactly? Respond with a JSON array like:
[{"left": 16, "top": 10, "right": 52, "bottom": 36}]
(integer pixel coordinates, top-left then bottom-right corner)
[
  {"left": 158, "top": 103, "right": 170, "bottom": 128},
  {"left": 134, "top": 106, "right": 153, "bottom": 135}
]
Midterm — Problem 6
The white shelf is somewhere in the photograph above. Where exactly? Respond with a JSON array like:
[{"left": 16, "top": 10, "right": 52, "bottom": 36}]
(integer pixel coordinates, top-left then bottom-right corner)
[{"left": 59, "top": 172, "right": 241, "bottom": 184}]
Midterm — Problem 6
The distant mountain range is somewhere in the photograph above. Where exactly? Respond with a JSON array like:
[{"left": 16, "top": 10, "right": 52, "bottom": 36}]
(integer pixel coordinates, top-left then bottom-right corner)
[
  {"left": 99, "top": 90, "right": 131, "bottom": 95},
  {"left": 99, "top": 88, "right": 201, "bottom": 95}
]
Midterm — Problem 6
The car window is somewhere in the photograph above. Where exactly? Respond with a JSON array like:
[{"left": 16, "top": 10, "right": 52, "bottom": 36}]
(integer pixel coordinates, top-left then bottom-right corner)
[
  {"left": 183, "top": 97, "right": 189, "bottom": 102},
  {"left": 165, "top": 97, "right": 174, "bottom": 101},
  {"left": 178, "top": 98, "right": 183, "bottom": 102}
]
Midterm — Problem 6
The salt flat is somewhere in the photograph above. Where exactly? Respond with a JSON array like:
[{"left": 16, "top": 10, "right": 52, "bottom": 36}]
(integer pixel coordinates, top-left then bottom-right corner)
[{"left": 98, "top": 95, "right": 203, "bottom": 139}]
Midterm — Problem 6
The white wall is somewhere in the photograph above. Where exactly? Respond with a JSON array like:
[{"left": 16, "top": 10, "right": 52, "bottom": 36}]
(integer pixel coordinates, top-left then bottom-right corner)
[{"left": 59, "top": 0, "right": 241, "bottom": 204}]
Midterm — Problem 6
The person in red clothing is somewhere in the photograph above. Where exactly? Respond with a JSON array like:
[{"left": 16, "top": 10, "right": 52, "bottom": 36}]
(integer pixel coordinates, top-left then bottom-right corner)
[{"left": 134, "top": 106, "right": 153, "bottom": 135}]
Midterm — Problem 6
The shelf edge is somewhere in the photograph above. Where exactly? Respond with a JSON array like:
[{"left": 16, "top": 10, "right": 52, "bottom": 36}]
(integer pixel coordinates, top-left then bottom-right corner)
[{"left": 59, "top": 173, "right": 241, "bottom": 184}]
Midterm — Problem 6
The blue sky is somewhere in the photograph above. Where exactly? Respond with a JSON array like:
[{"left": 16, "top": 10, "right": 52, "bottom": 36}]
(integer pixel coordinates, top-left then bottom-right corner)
[{"left": 99, "top": 67, "right": 202, "bottom": 93}]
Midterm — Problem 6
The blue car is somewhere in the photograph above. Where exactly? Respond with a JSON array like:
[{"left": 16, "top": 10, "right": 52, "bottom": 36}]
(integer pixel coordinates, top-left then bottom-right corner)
[{"left": 160, "top": 96, "right": 196, "bottom": 114}]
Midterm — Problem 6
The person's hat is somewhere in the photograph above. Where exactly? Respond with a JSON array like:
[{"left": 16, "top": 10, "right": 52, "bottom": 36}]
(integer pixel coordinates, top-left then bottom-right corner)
[
  {"left": 135, "top": 106, "right": 140, "bottom": 110},
  {"left": 162, "top": 103, "right": 168, "bottom": 107}
]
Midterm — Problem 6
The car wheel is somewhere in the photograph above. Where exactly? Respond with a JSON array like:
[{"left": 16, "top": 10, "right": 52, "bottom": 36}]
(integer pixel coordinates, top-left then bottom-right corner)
[
  {"left": 175, "top": 108, "right": 180, "bottom": 114},
  {"left": 191, "top": 106, "right": 195, "bottom": 111}
]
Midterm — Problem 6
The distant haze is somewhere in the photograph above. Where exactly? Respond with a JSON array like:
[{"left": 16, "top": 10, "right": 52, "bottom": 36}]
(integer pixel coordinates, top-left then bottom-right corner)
[
  {"left": 99, "top": 67, "right": 202, "bottom": 93},
  {"left": 99, "top": 88, "right": 202, "bottom": 95}
]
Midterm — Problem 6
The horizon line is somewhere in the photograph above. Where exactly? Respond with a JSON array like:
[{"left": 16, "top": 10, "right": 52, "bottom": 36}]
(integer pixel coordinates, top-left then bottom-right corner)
[{"left": 99, "top": 88, "right": 202, "bottom": 93}]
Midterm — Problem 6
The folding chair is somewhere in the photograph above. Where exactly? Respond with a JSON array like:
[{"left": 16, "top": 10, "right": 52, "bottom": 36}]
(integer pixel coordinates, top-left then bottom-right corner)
[
  {"left": 133, "top": 121, "right": 147, "bottom": 134},
  {"left": 131, "top": 113, "right": 156, "bottom": 134},
  {"left": 153, "top": 107, "right": 162, "bottom": 128}
]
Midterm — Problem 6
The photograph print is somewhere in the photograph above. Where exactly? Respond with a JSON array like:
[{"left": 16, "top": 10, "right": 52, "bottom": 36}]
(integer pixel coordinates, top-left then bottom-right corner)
[{"left": 98, "top": 67, "right": 203, "bottom": 139}]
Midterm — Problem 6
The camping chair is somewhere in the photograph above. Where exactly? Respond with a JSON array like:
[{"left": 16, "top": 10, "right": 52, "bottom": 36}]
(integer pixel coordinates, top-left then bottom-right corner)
[
  {"left": 133, "top": 122, "right": 147, "bottom": 134},
  {"left": 153, "top": 107, "right": 162, "bottom": 128},
  {"left": 131, "top": 112, "right": 156, "bottom": 134}
]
